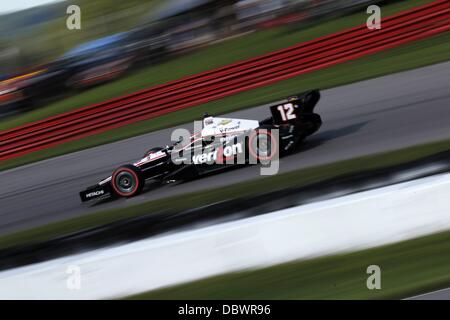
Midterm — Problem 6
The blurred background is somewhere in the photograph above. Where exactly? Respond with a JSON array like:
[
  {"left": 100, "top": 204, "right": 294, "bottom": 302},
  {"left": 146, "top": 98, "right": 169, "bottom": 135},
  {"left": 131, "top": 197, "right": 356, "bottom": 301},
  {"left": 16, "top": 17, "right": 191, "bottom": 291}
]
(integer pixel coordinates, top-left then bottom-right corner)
[
  {"left": 0, "top": 0, "right": 383, "bottom": 117},
  {"left": 1, "top": 0, "right": 450, "bottom": 300}
]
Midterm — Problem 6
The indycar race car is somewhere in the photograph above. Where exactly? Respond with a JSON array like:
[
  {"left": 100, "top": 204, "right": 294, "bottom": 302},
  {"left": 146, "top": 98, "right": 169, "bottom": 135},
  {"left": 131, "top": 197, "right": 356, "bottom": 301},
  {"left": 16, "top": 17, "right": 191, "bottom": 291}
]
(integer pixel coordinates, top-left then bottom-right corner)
[{"left": 79, "top": 90, "right": 322, "bottom": 202}]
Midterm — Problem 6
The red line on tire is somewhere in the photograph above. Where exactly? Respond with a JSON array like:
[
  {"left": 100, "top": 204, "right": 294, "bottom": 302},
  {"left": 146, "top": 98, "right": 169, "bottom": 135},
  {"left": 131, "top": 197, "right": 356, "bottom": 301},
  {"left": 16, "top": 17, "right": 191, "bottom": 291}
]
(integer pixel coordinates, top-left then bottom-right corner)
[
  {"left": 249, "top": 130, "right": 278, "bottom": 162},
  {"left": 111, "top": 167, "right": 140, "bottom": 197}
]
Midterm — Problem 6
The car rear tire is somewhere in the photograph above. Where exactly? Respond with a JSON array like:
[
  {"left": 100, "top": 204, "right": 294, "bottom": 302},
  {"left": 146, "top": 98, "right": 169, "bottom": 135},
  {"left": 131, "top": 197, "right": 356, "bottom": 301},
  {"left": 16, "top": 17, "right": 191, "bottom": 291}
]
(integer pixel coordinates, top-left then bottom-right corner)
[
  {"left": 248, "top": 129, "right": 278, "bottom": 163},
  {"left": 111, "top": 165, "right": 145, "bottom": 198}
]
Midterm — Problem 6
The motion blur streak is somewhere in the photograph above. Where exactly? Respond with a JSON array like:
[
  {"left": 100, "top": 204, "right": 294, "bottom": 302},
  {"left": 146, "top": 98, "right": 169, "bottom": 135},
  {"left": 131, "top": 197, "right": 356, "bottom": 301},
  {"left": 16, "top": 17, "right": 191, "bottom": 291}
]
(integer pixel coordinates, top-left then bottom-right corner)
[
  {"left": 1, "top": 171, "right": 450, "bottom": 299},
  {"left": 0, "top": 0, "right": 448, "bottom": 161},
  {"left": 0, "top": 62, "right": 449, "bottom": 235}
]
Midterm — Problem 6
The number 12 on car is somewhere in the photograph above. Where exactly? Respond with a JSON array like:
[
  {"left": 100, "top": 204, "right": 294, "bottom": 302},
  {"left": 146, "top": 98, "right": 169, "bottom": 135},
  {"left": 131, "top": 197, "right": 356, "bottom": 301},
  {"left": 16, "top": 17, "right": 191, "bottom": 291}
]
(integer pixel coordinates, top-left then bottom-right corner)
[{"left": 277, "top": 103, "right": 297, "bottom": 121}]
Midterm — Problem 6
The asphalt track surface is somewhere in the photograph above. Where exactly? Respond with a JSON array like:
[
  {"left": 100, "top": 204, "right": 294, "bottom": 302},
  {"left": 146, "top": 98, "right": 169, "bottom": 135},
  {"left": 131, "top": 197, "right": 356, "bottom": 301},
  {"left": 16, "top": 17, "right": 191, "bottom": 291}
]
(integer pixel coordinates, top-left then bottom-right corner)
[
  {"left": 1, "top": 62, "right": 449, "bottom": 235},
  {"left": 407, "top": 288, "right": 450, "bottom": 300}
]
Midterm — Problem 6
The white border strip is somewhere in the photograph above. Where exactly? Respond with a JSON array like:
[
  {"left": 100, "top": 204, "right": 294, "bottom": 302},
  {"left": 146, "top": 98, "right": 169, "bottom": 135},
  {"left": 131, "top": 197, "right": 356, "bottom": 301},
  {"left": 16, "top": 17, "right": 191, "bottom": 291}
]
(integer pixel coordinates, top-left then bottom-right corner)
[{"left": 1, "top": 172, "right": 450, "bottom": 299}]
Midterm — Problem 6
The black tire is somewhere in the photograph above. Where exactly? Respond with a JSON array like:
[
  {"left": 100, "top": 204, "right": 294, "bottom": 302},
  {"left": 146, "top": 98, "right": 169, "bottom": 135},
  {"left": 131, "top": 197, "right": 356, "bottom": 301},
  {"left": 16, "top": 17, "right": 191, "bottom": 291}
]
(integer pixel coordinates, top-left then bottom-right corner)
[
  {"left": 248, "top": 128, "right": 278, "bottom": 164},
  {"left": 111, "top": 164, "right": 145, "bottom": 198},
  {"left": 297, "top": 113, "right": 322, "bottom": 136}
]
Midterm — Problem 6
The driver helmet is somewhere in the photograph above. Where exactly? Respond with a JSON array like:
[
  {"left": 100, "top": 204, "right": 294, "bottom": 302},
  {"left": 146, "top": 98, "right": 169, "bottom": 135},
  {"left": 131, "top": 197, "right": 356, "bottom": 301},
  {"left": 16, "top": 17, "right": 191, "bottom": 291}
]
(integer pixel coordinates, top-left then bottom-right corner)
[{"left": 203, "top": 113, "right": 214, "bottom": 126}]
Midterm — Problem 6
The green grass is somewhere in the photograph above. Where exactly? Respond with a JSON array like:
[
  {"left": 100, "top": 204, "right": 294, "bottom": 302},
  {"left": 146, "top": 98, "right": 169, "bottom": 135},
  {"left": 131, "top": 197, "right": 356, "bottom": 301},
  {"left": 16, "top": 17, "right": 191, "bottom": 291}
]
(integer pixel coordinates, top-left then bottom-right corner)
[
  {"left": 0, "top": 138, "right": 449, "bottom": 251},
  {"left": 1, "top": 30, "right": 449, "bottom": 172},
  {"left": 128, "top": 230, "right": 450, "bottom": 299},
  {"left": 1, "top": 0, "right": 434, "bottom": 131}
]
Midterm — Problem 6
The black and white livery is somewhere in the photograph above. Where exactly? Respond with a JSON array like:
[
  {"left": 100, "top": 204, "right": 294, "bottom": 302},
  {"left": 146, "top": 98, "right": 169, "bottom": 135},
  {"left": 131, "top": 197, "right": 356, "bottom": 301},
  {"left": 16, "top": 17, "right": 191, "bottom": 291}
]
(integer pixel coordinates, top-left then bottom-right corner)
[{"left": 79, "top": 90, "right": 322, "bottom": 202}]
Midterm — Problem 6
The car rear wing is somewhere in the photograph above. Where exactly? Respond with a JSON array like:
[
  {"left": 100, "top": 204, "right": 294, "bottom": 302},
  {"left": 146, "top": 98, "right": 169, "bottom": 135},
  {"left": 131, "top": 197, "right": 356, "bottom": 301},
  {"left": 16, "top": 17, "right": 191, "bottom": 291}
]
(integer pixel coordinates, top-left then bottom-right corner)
[{"left": 270, "top": 89, "right": 321, "bottom": 124}]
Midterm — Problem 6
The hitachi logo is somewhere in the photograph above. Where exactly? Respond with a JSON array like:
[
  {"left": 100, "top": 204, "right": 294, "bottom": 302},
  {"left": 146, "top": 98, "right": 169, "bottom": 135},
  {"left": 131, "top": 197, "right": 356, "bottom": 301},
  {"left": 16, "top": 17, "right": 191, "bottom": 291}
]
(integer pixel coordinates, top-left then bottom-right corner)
[
  {"left": 192, "top": 143, "right": 243, "bottom": 164},
  {"left": 86, "top": 190, "right": 105, "bottom": 198}
]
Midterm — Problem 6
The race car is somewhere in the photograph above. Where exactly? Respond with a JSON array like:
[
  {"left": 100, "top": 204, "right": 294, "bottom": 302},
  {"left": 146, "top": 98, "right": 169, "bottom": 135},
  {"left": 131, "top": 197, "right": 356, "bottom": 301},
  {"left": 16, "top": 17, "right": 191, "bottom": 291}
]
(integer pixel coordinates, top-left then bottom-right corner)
[{"left": 79, "top": 90, "right": 322, "bottom": 202}]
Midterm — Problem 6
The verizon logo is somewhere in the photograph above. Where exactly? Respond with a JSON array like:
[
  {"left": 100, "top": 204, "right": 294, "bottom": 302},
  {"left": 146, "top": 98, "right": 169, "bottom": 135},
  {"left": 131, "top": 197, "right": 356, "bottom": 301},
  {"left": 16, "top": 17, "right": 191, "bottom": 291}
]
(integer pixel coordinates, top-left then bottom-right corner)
[{"left": 192, "top": 143, "right": 243, "bottom": 164}]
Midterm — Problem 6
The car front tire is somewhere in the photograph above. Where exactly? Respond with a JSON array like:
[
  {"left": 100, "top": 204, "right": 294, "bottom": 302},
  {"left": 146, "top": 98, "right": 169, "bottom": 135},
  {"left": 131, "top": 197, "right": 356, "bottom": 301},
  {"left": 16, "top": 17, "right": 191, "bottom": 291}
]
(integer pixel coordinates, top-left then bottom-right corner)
[{"left": 111, "top": 165, "right": 145, "bottom": 198}]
